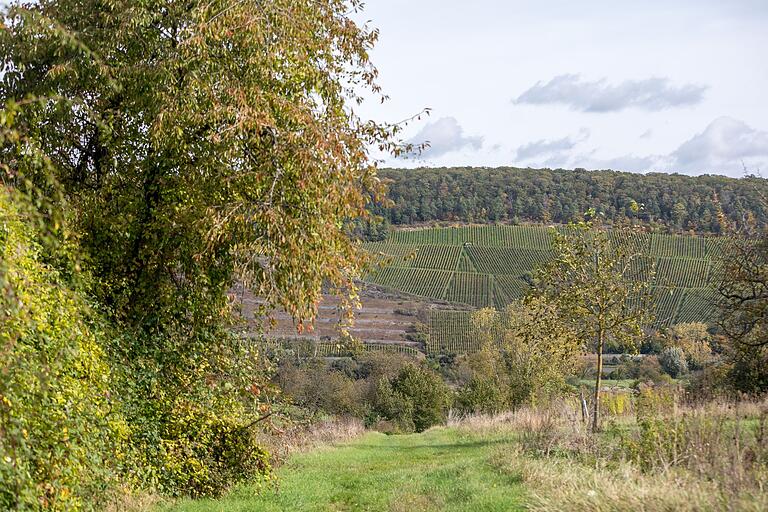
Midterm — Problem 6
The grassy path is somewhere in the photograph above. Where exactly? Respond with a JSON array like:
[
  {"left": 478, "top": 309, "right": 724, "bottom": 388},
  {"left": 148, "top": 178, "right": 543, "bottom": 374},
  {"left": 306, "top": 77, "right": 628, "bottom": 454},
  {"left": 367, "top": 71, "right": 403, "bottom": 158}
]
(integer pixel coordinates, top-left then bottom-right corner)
[{"left": 161, "top": 427, "right": 525, "bottom": 512}]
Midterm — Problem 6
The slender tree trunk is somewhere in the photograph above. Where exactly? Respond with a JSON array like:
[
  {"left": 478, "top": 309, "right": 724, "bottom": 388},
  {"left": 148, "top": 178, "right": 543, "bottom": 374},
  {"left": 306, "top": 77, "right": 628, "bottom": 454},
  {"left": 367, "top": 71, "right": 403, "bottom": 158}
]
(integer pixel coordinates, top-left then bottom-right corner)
[{"left": 592, "top": 329, "right": 604, "bottom": 433}]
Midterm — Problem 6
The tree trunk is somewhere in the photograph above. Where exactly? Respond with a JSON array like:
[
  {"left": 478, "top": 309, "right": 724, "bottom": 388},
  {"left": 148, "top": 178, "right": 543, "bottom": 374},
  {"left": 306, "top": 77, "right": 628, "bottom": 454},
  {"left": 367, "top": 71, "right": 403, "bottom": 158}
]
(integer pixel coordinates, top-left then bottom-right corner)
[{"left": 592, "top": 330, "right": 604, "bottom": 433}]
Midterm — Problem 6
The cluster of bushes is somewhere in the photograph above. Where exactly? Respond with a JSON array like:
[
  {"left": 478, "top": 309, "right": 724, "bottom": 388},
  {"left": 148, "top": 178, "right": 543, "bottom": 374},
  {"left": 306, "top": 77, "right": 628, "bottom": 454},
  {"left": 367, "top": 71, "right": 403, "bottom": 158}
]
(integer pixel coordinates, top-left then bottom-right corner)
[
  {"left": 274, "top": 301, "right": 582, "bottom": 431},
  {"left": 1, "top": 191, "right": 124, "bottom": 509},
  {"left": 597, "top": 323, "right": 722, "bottom": 386},
  {"left": 605, "top": 355, "right": 671, "bottom": 383},
  {"left": 276, "top": 352, "right": 450, "bottom": 433}
]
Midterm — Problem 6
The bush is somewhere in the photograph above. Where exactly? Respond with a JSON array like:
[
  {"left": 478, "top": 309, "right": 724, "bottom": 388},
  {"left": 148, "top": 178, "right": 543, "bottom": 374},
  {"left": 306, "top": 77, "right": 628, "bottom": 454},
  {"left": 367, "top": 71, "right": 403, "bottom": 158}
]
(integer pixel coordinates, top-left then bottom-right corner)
[
  {"left": 277, "top": 362, "right": 367, "bottom": 418},
  {"left": 353, "top": 351, "right": 412, "bottom": 383},
  {"left": 659, "top": 347, "right": 689, "bottom": 378},
  {"left": 0, "top": 191, "right": 124, "bottom": 510},
  {"left": 151, "top": 405, "right": 271, "bottom": 497},
  {"left": 726, "top": 345, "right": 768, "bottom": 394},
  {"left": 686, "top": 362, "right": 734, "bottom": 401},
  {"left": 404, "top": 321, "right": 429, "bottom": 346},
  {"left": 613, "top": 355, "right": 668, "bottom": 383},
  {"left": 466, "top": 302, "right": 580, "bottom": 409},
  {"left": 640, "top": 332, "right": 666, "bottom": 354},
  {"left": 455, "top": 376, "right": 508, "bottom": 414},
  {"left": 389, "top": 364, "right": 451, "bottom": 432},
  {"left": 115, "top": 329, "right": 276, "bottom": 498},
  {"left": 371, "top": 379, "right": 414, "bottom": 433}
]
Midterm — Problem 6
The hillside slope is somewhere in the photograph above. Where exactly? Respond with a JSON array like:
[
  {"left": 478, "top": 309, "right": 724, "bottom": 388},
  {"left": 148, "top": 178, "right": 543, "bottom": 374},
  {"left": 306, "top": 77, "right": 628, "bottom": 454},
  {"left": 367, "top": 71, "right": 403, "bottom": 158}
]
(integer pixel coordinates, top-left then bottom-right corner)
[{"left": 364, "top": 225, "right": 722, "bottom": 352}]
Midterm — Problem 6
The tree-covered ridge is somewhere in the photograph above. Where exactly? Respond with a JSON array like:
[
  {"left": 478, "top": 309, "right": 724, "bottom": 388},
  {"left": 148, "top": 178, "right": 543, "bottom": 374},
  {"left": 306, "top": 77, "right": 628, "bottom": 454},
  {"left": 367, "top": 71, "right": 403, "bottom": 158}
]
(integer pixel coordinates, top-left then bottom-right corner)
[{"left": 373, "top": 167, "right": 768, "bottom": 234}]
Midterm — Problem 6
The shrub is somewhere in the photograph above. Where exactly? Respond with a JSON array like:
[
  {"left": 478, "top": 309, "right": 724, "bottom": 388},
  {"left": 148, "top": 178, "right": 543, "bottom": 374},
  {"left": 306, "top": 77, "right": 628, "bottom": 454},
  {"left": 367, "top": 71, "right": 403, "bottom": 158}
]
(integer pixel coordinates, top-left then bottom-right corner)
[
  {"left": 615, "top": 355, "right": 668, "bottom": 383},
  {"left": 115, "top": 329, "right": 276, "bottom": 498},
  {"left": 660, "top": 347, "right": 689, "bottom": 378},
  {"left": 455, "top": 376, "right": 508, "bottom": 414},
  {"left": 390, "top": 364, "right": 451, "bottom": 432},
  {"left": 404, "top": 321, "right": 429, "bottom": 346},
  {"left": 469, "top": 301, "right": 581, "bottom": 408},
  {"left": 0, "top": 191, "right": 124, "bottom": 510},
  {"left": 277, "top": 362, "right": 367, "bottom": 418},
  {"left": 601, "top": 391, "right": 632, "bottom": 417},
  {"left": 151, "top": 405, "right": 271, "bottom": 497},
  {"left": 640, "top": 331, "right": 666, "bottom": 354},
  {"left": 354, "top": 351, "right": 412, "bottom": 383},
  {"left": 371, "top": 378, "right": 415, "bottom": 433}
]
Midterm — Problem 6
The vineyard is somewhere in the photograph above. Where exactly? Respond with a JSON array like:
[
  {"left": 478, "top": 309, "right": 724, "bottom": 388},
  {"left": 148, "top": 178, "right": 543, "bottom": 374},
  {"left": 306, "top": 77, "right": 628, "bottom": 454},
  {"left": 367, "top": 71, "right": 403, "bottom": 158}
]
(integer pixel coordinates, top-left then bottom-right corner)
[{"left": 364, "top": 225, "right": 725, "bottom": 354}]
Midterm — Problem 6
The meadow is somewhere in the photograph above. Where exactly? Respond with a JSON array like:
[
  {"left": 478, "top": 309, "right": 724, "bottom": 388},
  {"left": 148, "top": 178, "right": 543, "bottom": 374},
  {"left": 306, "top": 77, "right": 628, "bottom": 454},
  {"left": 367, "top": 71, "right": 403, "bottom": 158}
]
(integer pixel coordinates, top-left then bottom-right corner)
[
  {"left": 158, "top": 427, "right": 526, "bottom": 512},
  {"left": 158, "top": 395, "right": 768, "bottom": 512}
]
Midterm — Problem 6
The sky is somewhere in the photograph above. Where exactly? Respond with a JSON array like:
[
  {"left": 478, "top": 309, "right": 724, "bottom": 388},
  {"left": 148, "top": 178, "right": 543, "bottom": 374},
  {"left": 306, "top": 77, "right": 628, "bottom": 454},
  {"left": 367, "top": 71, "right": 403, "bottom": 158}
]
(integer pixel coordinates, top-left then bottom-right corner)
[{"left": 353, "top": 0, "right": 768, "bottom": 177}]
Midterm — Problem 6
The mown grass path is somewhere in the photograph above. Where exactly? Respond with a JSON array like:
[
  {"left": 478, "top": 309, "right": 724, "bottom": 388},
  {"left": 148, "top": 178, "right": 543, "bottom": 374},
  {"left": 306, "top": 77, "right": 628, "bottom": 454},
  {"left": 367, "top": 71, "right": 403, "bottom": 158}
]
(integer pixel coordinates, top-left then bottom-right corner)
[{"left": 161, "top": 428, "right": 525, "bottom": 512}]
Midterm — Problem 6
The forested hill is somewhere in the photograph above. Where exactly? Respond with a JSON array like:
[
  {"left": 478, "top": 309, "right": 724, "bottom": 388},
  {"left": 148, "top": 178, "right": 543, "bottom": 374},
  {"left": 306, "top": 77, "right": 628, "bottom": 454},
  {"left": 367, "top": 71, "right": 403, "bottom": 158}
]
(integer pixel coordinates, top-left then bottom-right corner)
[{"left": 372, "top": 167, "right": 768, "bottom": 234}]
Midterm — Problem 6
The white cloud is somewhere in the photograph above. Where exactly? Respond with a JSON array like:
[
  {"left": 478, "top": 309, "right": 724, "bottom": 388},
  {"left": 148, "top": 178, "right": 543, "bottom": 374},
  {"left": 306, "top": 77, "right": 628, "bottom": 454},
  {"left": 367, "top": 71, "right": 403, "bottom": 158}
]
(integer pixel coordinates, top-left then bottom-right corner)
[
  {"left": 514, "top": 74, "right": 707, "bottom": 112},
  {"left": 671, "top": 117, "right": 768, "bottom": 174},
  {"left": 407, "top": 117, "right": 483, "bottom": 158},
  {"left": 515, "top": 128, "right": 590, "bottom": 161},
  {"left": 512, "top": 118, "right": 768, "bottom": 176}
]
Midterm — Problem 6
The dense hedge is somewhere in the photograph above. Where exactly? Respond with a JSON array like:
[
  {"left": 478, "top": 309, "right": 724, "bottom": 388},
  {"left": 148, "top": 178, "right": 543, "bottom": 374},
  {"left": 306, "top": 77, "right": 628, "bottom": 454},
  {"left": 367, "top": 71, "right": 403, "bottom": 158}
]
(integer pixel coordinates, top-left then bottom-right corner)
[{"left": 0, "top": 190, "right": 123, "bottom": 510}]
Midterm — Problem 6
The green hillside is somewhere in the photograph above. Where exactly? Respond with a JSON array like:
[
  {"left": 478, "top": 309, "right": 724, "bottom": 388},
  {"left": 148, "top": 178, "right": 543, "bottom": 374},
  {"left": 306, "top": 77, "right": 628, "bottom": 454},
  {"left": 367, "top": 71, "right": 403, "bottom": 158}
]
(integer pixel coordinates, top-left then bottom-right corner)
[{"left": 364, "top": 225, "right": 723, "bottom": 353}]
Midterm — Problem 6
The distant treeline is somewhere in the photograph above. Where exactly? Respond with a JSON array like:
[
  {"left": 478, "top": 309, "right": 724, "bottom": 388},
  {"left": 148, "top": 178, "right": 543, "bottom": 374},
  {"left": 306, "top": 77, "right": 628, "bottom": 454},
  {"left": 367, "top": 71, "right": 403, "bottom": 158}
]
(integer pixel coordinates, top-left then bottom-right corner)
[{"left": 370, "top": 167, "right": 768, "bottom": 234}]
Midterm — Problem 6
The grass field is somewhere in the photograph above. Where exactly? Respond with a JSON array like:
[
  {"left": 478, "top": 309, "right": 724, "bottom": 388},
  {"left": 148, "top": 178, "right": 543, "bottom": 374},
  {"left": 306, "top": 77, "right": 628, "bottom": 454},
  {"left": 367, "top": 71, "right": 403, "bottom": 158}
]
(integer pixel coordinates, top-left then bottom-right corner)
[
  {"left": 156, "top": 398, "right": 768, "bottom": 512},
  {"left": 159, "top": 428, "right": 525, "bottom": 512}
]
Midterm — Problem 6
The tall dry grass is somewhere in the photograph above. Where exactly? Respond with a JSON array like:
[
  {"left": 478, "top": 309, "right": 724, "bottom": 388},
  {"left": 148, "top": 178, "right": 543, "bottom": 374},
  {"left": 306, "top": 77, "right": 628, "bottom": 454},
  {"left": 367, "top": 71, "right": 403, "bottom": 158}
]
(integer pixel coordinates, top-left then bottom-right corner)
[
  {"left": 493, "top": 449, "right": 767, "bottom": 512},
  {"left": 259, "top": 416, "right": 366, "bottom": 463},
  {"left": 452, "top": 394, "right": 768, "bottom": 511}
]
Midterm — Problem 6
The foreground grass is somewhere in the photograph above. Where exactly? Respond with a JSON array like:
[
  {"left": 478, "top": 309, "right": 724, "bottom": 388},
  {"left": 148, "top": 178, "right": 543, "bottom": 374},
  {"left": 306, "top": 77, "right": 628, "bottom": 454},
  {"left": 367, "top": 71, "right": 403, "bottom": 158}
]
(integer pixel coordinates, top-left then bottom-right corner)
[
  {"left": 160, "top": 427, "right": 525, "bottom": 512},
  {"left": 158, "top": 400, "right": 768, "bottom": 512}
]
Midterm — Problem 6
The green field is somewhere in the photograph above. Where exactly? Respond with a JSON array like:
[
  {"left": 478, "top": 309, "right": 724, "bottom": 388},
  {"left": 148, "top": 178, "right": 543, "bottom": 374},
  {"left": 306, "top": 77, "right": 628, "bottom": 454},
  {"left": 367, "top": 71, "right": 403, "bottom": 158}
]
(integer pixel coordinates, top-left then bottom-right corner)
[
  {"left": 160, "top": 428, "right": 525, "bottom": 512},
  {"left": 364, "top": 225, "right": 723, "bottom": 353}
]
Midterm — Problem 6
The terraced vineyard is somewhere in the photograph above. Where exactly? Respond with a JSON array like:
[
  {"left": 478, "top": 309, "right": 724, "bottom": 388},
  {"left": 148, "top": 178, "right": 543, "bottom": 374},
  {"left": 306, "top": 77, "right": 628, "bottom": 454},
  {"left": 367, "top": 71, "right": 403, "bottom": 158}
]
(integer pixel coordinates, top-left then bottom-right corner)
[{"left": 364, "top": 225, "right": 725, "bottom": 354}]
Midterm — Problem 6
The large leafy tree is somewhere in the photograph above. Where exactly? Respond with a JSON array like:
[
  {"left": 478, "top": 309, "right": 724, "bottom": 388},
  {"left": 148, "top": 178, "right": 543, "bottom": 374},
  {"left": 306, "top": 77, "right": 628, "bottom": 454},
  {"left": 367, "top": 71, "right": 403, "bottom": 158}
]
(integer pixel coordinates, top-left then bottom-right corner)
[
  {"left": 1, "top": 0, "right": 403, "bottom": 328},
  {"left": 533, "top": 215, "right": 653, "bottom": 432},
  {"left": 0, "top": 0, "right": 413, "bottom": 499}
]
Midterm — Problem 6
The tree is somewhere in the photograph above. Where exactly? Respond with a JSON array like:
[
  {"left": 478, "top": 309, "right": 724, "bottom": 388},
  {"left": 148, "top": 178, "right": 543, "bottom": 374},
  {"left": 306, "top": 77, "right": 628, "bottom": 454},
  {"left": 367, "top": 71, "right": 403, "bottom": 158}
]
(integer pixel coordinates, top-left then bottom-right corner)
[
  {"left": 717, "top": 234, "right": 768, "bottom": 392},
  {"left": 0, "top": 0, "right": 414, "bottom": 499},
  {"left": 0, "top": 0, "right": 413, "bottom": 331},
  {"left": 390, "top": 364, "right": 450, "bottom": 432},
  {"left": 659, "top": 346, "right": 688, "bottom": 378},
  {"left": 533, "top": 215, "right": 653, "bottom": 432},
  {"left": 464, "top": 298, "right": 580, "bottom": 409},
  {"left": 668, "top": 322, "right": 714, "bottom": 370},
  {"left": 372, "top": 167, "right": 768, "bottom": 234}
]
